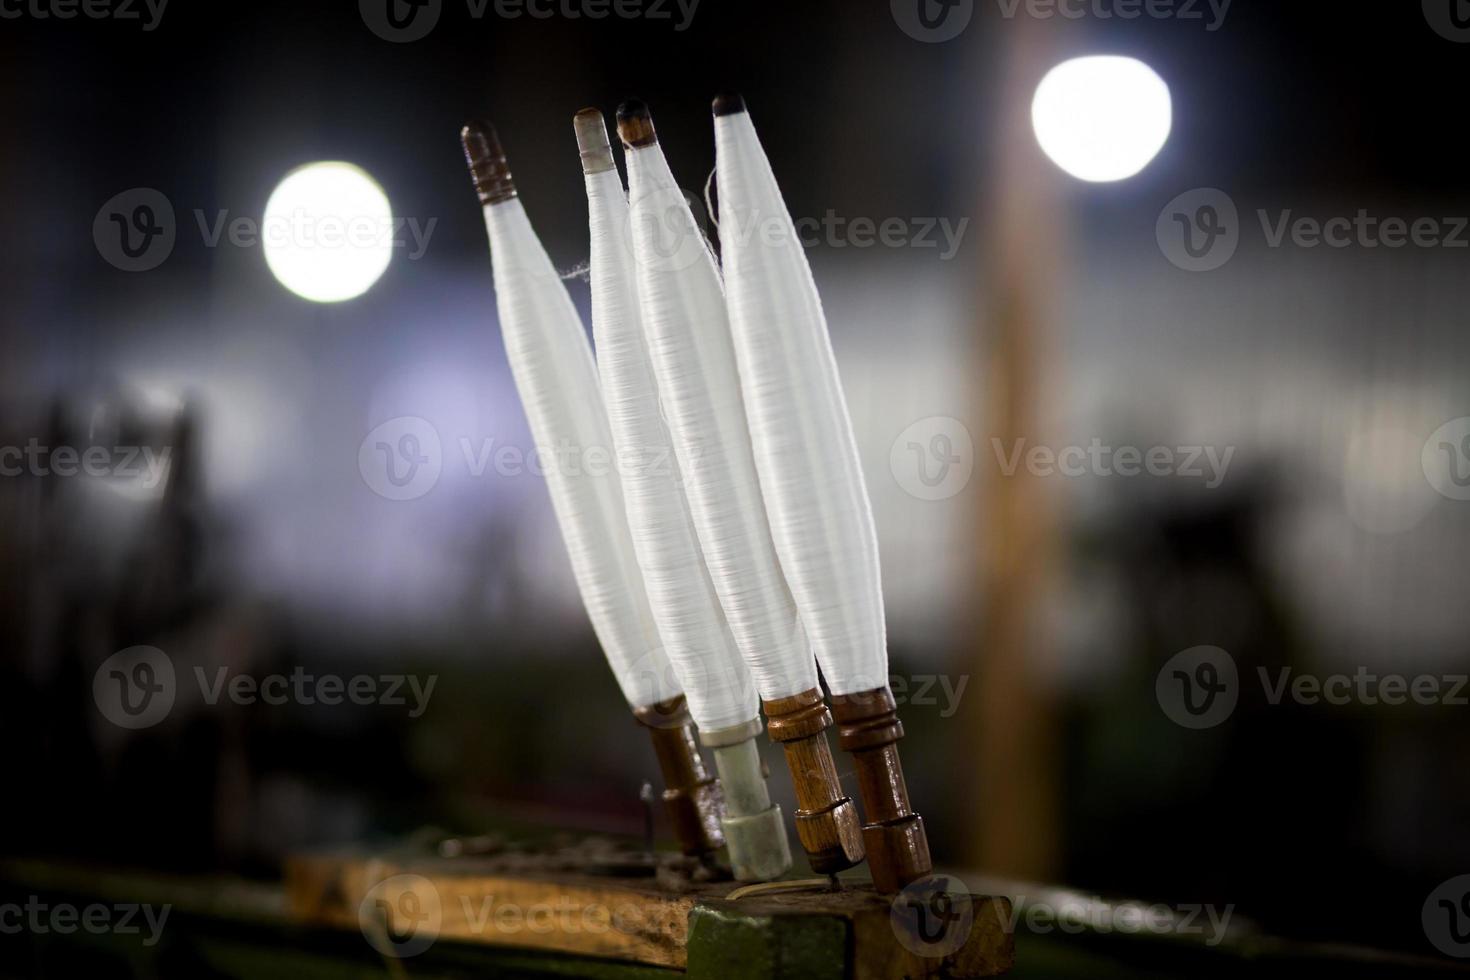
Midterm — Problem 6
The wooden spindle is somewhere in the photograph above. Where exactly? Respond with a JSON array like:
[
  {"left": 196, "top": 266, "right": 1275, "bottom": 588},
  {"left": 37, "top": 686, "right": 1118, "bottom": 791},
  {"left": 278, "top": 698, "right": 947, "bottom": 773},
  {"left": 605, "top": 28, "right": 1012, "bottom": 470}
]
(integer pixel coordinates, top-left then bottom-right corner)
[
  {"left": 633, "top": 696, "right": 725, "bottom": 857},
  {"left": 829, "top": 686, "right": 932, "bottom": 893},
  {"left": 762, "top": 689, "right": 864, "bottom": 873}
]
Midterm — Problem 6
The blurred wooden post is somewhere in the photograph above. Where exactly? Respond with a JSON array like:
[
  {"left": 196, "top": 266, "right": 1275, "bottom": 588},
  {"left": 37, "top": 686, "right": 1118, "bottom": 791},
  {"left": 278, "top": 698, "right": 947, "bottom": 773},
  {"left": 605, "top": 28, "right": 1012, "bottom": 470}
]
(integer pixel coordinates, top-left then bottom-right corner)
[{"left": 966, "top": 22, "right": 1066, "bottom": 881}]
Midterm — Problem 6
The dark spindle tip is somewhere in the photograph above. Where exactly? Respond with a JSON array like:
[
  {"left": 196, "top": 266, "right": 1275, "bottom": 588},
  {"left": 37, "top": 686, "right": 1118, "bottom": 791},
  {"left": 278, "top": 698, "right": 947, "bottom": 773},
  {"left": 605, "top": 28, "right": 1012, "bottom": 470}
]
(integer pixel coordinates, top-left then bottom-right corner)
[
  {"left": 711, "top": 91, "right": 746, "bottom": 116},
  {"left": 615, "top": 98, "right": 657, "bottom": 148},
  {"left": 461, "top": 119, "right": 517, "bottom": 205}
]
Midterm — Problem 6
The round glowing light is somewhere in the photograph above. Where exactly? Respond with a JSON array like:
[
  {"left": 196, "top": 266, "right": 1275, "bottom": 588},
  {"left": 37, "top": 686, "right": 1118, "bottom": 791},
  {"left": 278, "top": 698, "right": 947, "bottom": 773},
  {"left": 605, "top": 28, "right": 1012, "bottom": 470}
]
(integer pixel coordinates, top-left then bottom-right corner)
[
  {"left": 1031, "top": 56, "right": 1172, "bottom": 183},
  {"left": 262, "top": 161, "right": 393, "bottom": 302}
]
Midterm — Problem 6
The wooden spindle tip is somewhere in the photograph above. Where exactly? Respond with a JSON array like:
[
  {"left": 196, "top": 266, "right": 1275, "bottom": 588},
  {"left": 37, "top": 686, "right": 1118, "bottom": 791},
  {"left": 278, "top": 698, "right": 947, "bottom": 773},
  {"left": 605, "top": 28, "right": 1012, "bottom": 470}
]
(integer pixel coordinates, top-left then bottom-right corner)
[
  {"left": 864, "top": 816, "right": 932, "bottom": 893},
  {"left": 460, "top": 119, "right": 517, "bottom": 205},
  {"left": 572, "top": 107, "right": 615, "bottom": 175},
  {"left": 664, "top": 778, "right": 726, "bottom": 857},
  {"left": 801, "top": 800, "right": 866, "bottom": 874},
  {"left": 615, "top": 98, "right": 657, "bottom": 148},
  {"left": 711, "top": 91, "right": 746, "bottom": 116}
]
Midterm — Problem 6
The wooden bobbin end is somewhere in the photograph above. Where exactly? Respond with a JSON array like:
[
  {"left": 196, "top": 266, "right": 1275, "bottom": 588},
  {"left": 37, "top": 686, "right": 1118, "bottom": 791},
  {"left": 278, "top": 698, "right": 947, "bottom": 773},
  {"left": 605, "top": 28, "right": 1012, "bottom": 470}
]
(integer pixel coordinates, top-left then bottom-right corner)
[
  {"left": 829, "top": 686, "right": 933, "bottom": 893},
  {"left": 615, "top": 98, "right": 657, "bottom": 149},
  {"left": 633, "top": 696, "right": 725, "bottom": 857},
  {"left": 762, "top": 689, "right": 865, "bottom": 874},
  {"left": 460, "top": 120, "right": 517, "bottom": 206},
  {"left": 573, "top": 108, "right": 616, "bottom": 176}
]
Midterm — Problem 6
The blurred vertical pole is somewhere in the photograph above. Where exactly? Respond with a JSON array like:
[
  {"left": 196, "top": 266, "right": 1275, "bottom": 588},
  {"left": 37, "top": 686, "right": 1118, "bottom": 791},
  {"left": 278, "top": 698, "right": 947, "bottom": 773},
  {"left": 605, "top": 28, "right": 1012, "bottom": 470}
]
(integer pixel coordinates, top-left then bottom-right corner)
[{"left": 965, "top": 18, "right": 1066, "bottom": 880}]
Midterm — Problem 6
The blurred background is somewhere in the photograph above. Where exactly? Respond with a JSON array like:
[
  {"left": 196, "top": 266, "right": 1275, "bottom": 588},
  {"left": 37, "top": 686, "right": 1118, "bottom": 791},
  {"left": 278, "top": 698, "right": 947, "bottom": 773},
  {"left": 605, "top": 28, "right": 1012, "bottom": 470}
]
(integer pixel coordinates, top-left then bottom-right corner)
[{"left": 2, "top": 0, "right": 1468, "bottom": 969}]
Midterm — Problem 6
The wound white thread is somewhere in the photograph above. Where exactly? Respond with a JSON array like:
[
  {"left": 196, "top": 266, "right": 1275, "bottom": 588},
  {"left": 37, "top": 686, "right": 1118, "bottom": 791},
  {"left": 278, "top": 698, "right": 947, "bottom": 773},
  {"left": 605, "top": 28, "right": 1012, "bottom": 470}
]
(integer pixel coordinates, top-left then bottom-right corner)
[
  {"left": 584, "top": 163, "right": 759, "bottom": 731},
  {"left": 482, "top": 195, "right": 680, "bottom": 708},
  {"left": 623, "top": 138, "right": 817, "bottom": 701},
  {"left": 713, "top": 107, "right": 889, "bottom": 696}
]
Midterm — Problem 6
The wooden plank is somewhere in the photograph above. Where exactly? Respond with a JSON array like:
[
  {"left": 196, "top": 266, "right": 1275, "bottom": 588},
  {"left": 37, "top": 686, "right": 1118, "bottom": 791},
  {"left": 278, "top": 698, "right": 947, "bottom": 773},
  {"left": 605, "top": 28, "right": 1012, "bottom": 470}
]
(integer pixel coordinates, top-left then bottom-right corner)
[
  {"left": 284, "top": 852, "right": 1014, "bottom": 977},
  {"left": 288, "top": 853, "right": 698, "bottom": 968}
]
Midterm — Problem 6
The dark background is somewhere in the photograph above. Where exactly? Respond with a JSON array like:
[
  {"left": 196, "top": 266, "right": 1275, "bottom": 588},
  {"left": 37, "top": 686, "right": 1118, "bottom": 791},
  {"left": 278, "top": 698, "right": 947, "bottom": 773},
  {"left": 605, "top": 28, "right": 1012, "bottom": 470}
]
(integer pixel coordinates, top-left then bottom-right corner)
[{"left": 2, "top": 0, "right": 1468, "bottom": 966}]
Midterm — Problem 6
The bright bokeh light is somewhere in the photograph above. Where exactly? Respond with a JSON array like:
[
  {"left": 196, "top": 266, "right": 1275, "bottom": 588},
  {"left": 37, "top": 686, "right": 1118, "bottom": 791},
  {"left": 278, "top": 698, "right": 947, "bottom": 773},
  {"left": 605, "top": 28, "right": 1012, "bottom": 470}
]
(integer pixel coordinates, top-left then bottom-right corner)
[
  {"left": 262, "top": 161, "right": 393, "bottom": 303},
  {"left": 1031, "top": 56, "right": 1172, "bottom": 183}
]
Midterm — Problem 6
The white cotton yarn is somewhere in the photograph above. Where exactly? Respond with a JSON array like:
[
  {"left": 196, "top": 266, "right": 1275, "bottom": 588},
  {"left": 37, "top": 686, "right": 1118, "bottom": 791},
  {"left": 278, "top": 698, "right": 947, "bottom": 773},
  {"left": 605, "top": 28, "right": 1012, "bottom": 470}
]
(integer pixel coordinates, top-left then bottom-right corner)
[
  {"left": 482, "top": 195, "right": 680, "bottom": 710},
  {"left": 713, "top": 103, "right": 889, "bottom": 697},
  {"left": 622, "top": 133, "right": 817, "bottom": 702},
  {"left": 582, "top": 158, "right": 759, "bottom": 733}
]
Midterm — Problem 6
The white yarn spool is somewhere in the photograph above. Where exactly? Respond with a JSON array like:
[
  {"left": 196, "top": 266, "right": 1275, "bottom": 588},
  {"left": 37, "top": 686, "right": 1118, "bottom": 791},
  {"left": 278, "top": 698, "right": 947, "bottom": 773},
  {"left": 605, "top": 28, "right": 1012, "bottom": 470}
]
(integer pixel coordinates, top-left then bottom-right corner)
[
  {"left": 482, "top": 194, "right": 680, "bottom": 709},
  {"left": 714, "top": 103, "right": 889, "bottom": 696},
  {"left": 583, "top": 160, "right": 758, "bottom": 733},
  {"left": 621, "top": 128, "right": 816, "bottom": 702}
]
